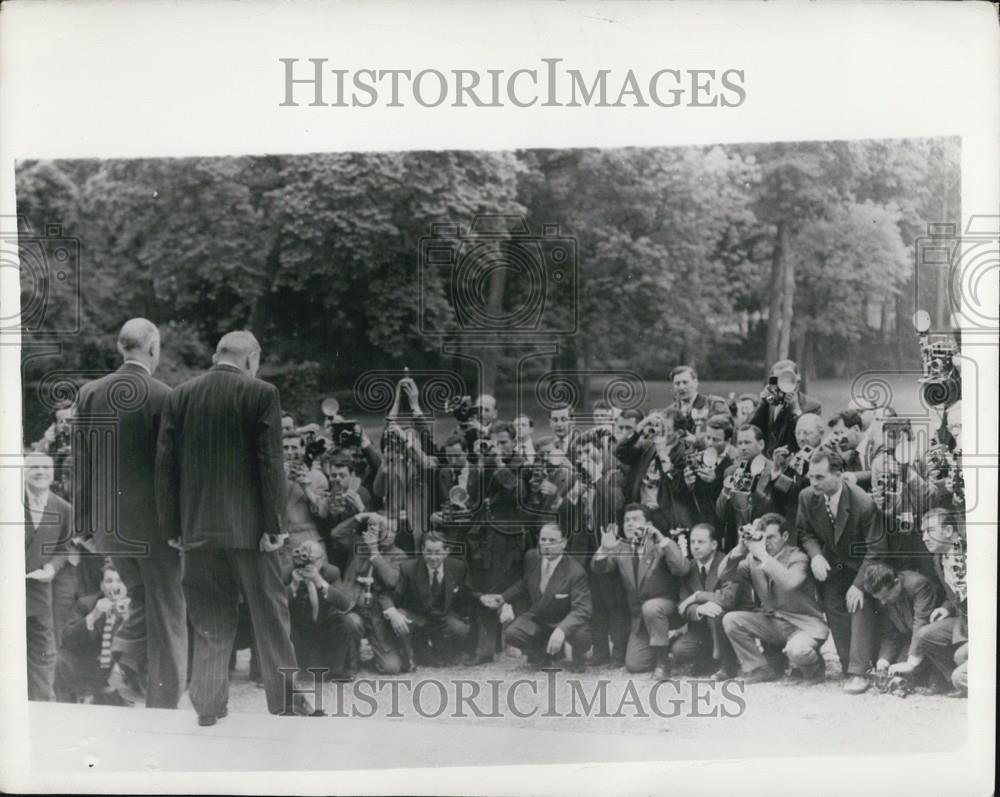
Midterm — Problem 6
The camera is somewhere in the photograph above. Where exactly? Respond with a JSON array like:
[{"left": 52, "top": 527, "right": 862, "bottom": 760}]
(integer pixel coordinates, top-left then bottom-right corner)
[
  {"left": 875, "top": 471, "right": 900, "bottom": 496},
  {"left": 739, "top": 523, "right": 763, "bottom": 543},
  {"left": 445, "top": 395, "right": 476, "bottom": 424},
  {"left": 331, "top": 421, "right": 363, "bottom": 449},
  {"left": 763, "top": 376, "right": 785, "bottom": 406},
  {"left": 913, "top": 309, "right": 961, "bottom": 408},
  {"left": 473, "top": 438, "right": 496, "bottom": 458},
  {"left": 418, "top": 215, "right": 578, "bottom": 336}
]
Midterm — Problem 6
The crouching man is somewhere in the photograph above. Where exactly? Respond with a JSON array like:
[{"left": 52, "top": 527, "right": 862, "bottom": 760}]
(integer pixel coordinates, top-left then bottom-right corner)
[
  {"left": 721, "top": 512, "right": 829, "bottom": 684},
  {"left": 591, "top": 504, "right": 690, "bottom": 679},
  {"left": 381, "top": 532, "right": 472, "bottom": 668},
  {"left": 55, "top": 565, "right": 133, "bottom": 704},
  {"left": 485, "top": 522, "right": 592, "bottom": 672}
]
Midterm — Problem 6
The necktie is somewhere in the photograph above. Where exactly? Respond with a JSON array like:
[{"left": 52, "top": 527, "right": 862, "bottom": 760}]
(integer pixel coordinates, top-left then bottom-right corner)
[
  {"left": 431, "top": 569, "right": 444, "bottom": 610},
  {"left": 700, "top": 564, "right": 708, "bottom": 586},
  {"left": 632, "top": 543, "right": 641, "bottom": 583},
  {"left": 540, "top": 560, "right": 553, "bottom": 593},
  {"left": 98, "top": 615, "right": 114, "bottom": 670},
  {"left": 824, "top": 496, "right": 837, "bottom": 528}
]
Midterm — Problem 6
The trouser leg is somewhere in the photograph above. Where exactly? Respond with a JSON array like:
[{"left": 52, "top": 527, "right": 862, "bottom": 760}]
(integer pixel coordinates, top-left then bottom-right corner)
[{"left": 26, "top": 613, "right": 56, "bottom": 701}]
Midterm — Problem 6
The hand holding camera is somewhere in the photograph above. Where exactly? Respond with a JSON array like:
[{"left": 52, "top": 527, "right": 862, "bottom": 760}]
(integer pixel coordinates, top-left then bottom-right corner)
[{"left": 599, "top": 524, "right": 619, "bottom": 551}]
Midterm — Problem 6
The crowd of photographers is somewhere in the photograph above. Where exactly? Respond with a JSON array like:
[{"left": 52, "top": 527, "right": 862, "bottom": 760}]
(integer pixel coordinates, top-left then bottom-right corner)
[
  {"left": 250, "top": 355, "right": 968, "bottom": 697},
  {"left": 24, "top": 326, "right": 967, "bottom": 711}
]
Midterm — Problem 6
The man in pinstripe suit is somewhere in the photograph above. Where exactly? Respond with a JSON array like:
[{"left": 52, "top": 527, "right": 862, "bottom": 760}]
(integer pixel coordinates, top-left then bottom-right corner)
[{"left": 156, "top": 330, "right": 317, "bottom": 725}]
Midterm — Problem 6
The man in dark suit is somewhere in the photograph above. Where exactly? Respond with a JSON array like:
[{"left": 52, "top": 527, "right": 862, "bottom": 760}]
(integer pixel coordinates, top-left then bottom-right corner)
[
  {"left": 672, "top": 523, "right": 745, "bottom": 676},
  {"left": 381, "top": 531, "right": 471, "bottom": 667},
  {"left": 668, "top": 365, "right": 729, "bottom": 435},
  {"left": 714, "top": 424, "right": 775, "bottom": 551},
  {"left": 750, "top": 359, "right": 822, "bottom": 455},
  {"left": 591, "top": 504, "right": 690, "bottom": 679},
  {"left": 326, "top": 512, "right": 406, "bottom": 676},
  {"left": 156, "top": 330, "right": 316, "bottom": 724},
  {"left": 489, "top": 522, "right": 592, "bottom": 672},
  {"left": 24, "top": 452, "right": 71, "bottom": 701},
  {"left": 796, "top": 449, "right": 886, "bottom": 694},
  {"left": 74, "top": 318, "right": 187, "bottom": 709}
]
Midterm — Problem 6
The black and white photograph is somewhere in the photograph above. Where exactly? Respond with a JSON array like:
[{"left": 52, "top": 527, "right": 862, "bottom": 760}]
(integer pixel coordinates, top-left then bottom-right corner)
[{"left": 0, "top": 2, "right": 996, "bottom": 795}]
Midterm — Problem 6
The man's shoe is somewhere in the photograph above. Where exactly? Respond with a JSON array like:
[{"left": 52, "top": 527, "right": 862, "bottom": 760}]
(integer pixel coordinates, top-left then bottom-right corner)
[
  {"left": 197, "top": 706, "right": 228, "bottom": 726},
  {"left": 610, "top": 653, "right": 626, "bottom": 668},
  {"left": 289, "top": 695, "right": 324, "bottom": 717},
  {"left": 742, "top": 667, "right": 779, "bottom": 685},
  {"left": 710, "top": 668, "right": 737, "bottom": 681},
  {"left": 843, "top": 675, "right": 871, "bottom": 695},
  {"left": 589, "top": 652, "right": 610, "bottom": 667},
  {"left": 652, "top": 663, "right": 671, "bottom": 681},
  {"left": 567, "top": 658, "right": 586, "bottom": 674}
]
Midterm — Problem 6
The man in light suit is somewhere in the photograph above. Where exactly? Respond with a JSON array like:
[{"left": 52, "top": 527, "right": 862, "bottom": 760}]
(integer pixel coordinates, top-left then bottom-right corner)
[
  {"left": 488, "top": 522, "right": 592, "bottom": 672},
  {"left": 591, "top": 504, "right": 691, "bottom": 679},
  {"left": 75, "top": 318, "right": 187, "bottom": 708},
  {"left": 156, "top": 330, "right": 317, "bottom": 725},
  {"left": 24, "top": 452, "right": 71, "bottom": 701},
  {"left": 750, "top": 359, "right": 822, "bottom": 456},
  {"left": 722, "top": 512, "right": 830, "bottom": 683},
  {"left": 796, "top": 449, "right": 886, "bottom": 694}
]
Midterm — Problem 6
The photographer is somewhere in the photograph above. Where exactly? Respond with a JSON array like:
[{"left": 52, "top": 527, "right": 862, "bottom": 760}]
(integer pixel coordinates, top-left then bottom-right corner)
[
  {"left": 55, "top": 565, "right": 133, "bottom": 705},
  {"left": 321, "top": 401, "right": 383, "bottom": 494},
  {"left": 520, "top": 437, "right": 567, "bottom": 519},
  {"left": 465, "top": 421, "right": 530, "bottom": 664},
  {"left": 720, "top": 513, "right": 829, "bottom": 684},
  {"left": 321, "top": 451, "right": 372, "bottom": 536},
  {"left": 549, "top": 403, "right": 576, "bottom": 453},
  {"left": 869, "top": 423, "right": 935, "bottom": 581},
  {"left": 34, "top": 400, "right": 76, "bottom": 500},
  {"left": 450, "top": 394, "right": 497, "bottom": 460},
  {"left": 558, "top": 434, "right": 626, "bottom": 667},
  {"left": 714, "top": 424, "right": 774, "bottom": 551},
  {"left": 750, "top": 359, "right": 822, "bottom": 455},
  {"left": 766, "top": 412, "right": 825, "bottom": 527},
  {"left": 825, "top": 410, "right": 867, "bottom": 483},
  {"left": 282, "top": 431, "right": 328, "bottom": 551},
  {"left": 430, "top": 435, "right": 481, "bottom": 550},
  {"left": 615, "top": 408, "right": 693, "bottom": 531},
  {"left": 923, "top": 401, "right": 964, "bottom": 512},
  {"left": 862, "top": 563, "right": 940, "bottom": 678},
  {"left": 513, "top": 414, "right": 537, "bottom": 465},
  {"left": 591, "top": 505, "right": 690, "bottom": 679},
  {"left": 326, "top": 512, "right": 407, "bottom": 676},
  {"left": 669, "top": 365, "right": 729, "bottom": 435},
  {"left": 682, "top": 413, "right": 735, "bottom": 527},
  {"left": 898, "top": 508, "right": 967, "bottom": 695},
  {"left": 374, "top": 375, "right": 437, "bottom": 553}
]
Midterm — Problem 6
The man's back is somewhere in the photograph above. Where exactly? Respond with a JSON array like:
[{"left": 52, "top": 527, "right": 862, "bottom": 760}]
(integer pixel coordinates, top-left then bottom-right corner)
[
  {"left": 156, "top": 365, "right": 284, "bottom": 549},
  {"left": 75, "top": 363, "right": 171, "bottom": 549}
]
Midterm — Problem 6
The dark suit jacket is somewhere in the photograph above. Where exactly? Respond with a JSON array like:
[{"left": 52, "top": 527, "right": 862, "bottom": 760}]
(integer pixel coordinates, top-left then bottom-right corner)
[
  {"left": 327, "top": 515, "right": 404, "bottom": 613},
  {"left": 877, "top": 569, "right": 939, "bottom": 661},
  {"left": 796, "top": 482, "right": 886, "bottom": 589},
  {"left": 25, "top": 491, "right": 71, "bottom": 617},
  {"left": 614, "top": 433, "right": 693, "bottom": 528},
  {"left": 592, "top": 535, "right": 690, "bottom": 626},
  {"left": 750, "top": 392, "right": 822, "bottom": 455},
  {"left": 932, "top": 552, "right": 968, "bottom": 642},
  {"left": 60, "top": 593, "right": 125, "bottom": 658},
  {"left": 502, "top": 549, "right": 591, "bottom": 638},
  {"left": 383, "top": 557, "right": 469, "bottom": 618},
  {"left": 678, "top": 550, "right": 739, "bottom": 621},
  {"left": 435, "top": 464, "right": 482, "bottom": 515},
  {"left": 75, "top": 362, "right": 172, "bottom": 554},
  {"left": 155, "top": 364, "right": 285, "bottom": 549},
  {"left": 557, "top": 468, "right": 625, "bottom": 559}
]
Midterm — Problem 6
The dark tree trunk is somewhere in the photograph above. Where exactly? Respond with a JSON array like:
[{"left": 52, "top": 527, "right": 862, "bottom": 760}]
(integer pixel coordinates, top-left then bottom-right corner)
[
  {"left": 778, "top": 227, "right": 795, "bottom": 360},
  {"left": 765, "top": 222, "right": 786, "bottom": 371}
]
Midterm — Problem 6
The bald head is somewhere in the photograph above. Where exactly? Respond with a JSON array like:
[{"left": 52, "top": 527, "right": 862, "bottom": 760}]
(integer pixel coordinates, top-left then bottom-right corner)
[
  {"left": 118, "top": 318, "right": 161, "bottom": 373},
  {"left": 214, "top": 330, "right": 262, "bottom": 376},
  {"left": 795, "top": 412, "right": 825, "bottom": 449}
]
